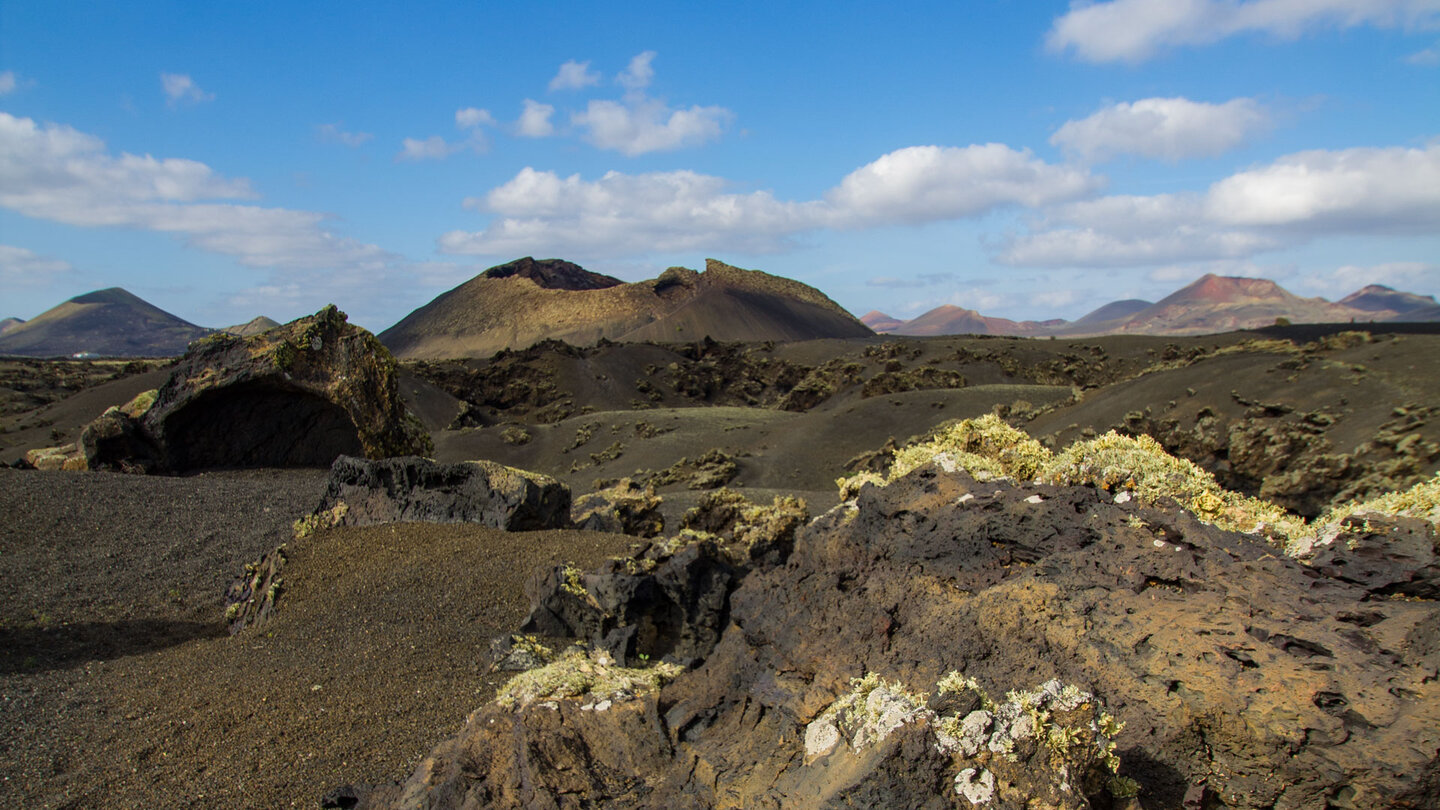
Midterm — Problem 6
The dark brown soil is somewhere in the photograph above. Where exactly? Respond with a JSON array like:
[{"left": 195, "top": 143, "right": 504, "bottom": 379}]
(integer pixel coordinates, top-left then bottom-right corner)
[{"left": 0, "top": 468, "right": 635, "bottom": 809}]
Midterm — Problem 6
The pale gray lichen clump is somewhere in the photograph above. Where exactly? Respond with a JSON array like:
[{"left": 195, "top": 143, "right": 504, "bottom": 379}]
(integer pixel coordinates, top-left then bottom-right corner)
[
  {"left": 804, "top": 672, "right": 1127, "bottom": 805},
  {"left": 803, "top": 673, "right": 929, "bottom": 760}
]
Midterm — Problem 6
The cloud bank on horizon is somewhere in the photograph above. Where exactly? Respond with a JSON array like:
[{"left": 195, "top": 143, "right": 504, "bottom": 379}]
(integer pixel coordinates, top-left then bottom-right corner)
[{"left": 0, "top": 0, "right": 1436, "bottom": 330}]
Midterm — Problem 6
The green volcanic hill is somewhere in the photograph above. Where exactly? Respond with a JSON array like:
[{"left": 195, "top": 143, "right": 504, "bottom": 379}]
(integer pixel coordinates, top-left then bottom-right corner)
[
  {"left": 0, "top": 288, "right": 211, "bottom": 357},
  {"left": 380, "top": 257, "right": 873, "bottom": 359}
]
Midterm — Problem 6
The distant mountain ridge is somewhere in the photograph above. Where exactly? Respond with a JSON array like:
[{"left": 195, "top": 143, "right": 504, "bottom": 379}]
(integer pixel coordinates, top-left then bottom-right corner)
[
  {"left": 868, "top": 275, "right": 1440, "bottom": 337},
  {"left": 220, "top": 316, "right": 282, "bottom": 337},
  {"left": 380, "top": 257, "right": 874, "bottom": 359},
  {"left": 0, "top": 288, "right": 211, "bottom": 357}
]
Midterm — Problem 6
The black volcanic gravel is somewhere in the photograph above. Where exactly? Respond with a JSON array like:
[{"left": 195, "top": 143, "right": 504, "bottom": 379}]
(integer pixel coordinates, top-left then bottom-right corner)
[{"left": 0, "top": 467, "right": 634, "bottom": 808}]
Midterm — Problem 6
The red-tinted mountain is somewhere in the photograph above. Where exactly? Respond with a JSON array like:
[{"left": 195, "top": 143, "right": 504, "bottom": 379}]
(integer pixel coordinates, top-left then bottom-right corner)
[
  {"left": 380, "top": 258, "right": 873, "bottom": 359},
  {"left": 0, "top": 288, "right": 211, "bottom": 357},
  {"left": 872, "top": 276, "right": 1440, "bottom": 339},
  {"left": 860, "top": 311, "right": 905, "bottom": 332},
  {"left": 0, "top": 317, "right": 24, "bottom": 335},
  {"left": 1097, "top": 274, "right": 1367, "bottom": 336},
  {"left": 1338, "top": 285, "right": 1440, "bottom": 319},
  {"left": 886, "top": 305, "right": 1059, "bottom": 337}
]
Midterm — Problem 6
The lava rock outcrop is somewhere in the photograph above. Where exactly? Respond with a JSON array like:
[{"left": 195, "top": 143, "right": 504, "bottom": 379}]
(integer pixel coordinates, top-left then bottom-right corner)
[
  {"left": 314, "top": 454, "right": 572, "bottom": 531},
  {"left": 75, "top": 305, "right": 430, "bottom": 472},
  {"left": 352, "top": 464, "right": 1439, "bottom": 809}
]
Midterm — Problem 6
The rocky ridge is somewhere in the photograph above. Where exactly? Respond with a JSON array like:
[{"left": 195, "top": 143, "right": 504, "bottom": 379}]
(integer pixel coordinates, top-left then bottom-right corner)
[{"left": 340, "top": 417, "right": 1440, "bottom": 809}]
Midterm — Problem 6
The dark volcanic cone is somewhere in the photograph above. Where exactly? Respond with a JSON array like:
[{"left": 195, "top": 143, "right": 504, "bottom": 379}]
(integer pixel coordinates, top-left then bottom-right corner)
[
  {"left": 379, "top": 258, "right": 873, "bottom": 359},
  {"left": 0, "top": 287, "right": 210, "bottom": 357}
]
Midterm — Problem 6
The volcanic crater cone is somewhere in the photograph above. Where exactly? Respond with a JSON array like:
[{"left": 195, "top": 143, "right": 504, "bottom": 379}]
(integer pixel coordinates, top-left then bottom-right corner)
[
  {"left": 0, "top": 287, "right": 211, "bottom": 358},
  {"left": 379, "top": 257, "right": 873, "bottom": 359}
]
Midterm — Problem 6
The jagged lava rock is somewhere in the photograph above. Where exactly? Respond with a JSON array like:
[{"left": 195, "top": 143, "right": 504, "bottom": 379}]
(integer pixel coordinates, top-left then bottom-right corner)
[
  {"left": 572, "top": 478, "right": 666, "bottom": 537},
  {"left": 1307, "top": 513, "right": 1439, "bottom": 599},
  {"left": 357, "top": 465, "right": 1439, "bottom": 809},
  {"left": 316, "top": 454, "right": 572, "bottom": 531},
  {"left": 82, "top": 305, "right": 430, "bottom": 472}
]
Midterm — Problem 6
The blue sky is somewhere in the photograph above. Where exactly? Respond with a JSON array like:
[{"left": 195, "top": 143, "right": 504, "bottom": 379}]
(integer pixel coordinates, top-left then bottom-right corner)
[{"left": 1, "top": 0, "right": 1438, "bottom": 332}]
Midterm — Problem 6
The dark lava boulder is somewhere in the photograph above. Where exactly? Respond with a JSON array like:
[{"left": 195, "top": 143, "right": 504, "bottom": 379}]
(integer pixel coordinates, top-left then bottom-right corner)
[
  {"left": 312, "top": 455, "right": 572, "bottom": 531},
  {"left": 79, "top": 305, "right": 430, "bottom": 472},
  {"left": 352, "top": 464, "right": 1440, "bottom": 809}
]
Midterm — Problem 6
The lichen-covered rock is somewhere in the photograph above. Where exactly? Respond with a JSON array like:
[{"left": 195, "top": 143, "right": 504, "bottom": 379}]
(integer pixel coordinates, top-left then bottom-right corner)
[
  {"left": 23, "top": 444, "right": 86, "bottom": 471},
  {"left": 680, "top": 487, "right": 809, "bottom": 566},
  {"left": 223, "top": 544, "right": 287, "bottom": 634},
  {"left": 353, "top": 461, "right": 1440, "bottom": 809},
  {"left": 641, "top": 448, "right": 738, "bottom": 490},
  {"left": 572, "top": 478, "right": 665, "bottom": 537},
  {"left": 314, "top": 455, "right": 571, "bottom": 531},
  {"left": 521, "top": 538, "right": 740, "bottom": 668},
  {"left": 82, "top": 305, "right": 430, "bottom": 473},
  {"left": 353, "top": 680, "right": 677, "bottom": 810},
  {"left": 487, "top": 634, "right": 559, "bottom": 673},
  {"left": 799, "top": 674, "right": 1122, "bottom": 809}
]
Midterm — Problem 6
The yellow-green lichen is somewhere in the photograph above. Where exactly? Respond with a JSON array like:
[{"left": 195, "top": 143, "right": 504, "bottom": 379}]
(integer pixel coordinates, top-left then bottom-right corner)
[
  {"left": 560, "top": 563, "right": 589, "bottom": 598},
  {"left": 293, "top": 500, "right": 348, "bottom": 539},
  {"left": 120, "top": 388, "right": 158, "bottom": 418},
  {"left": 1040, "top": 431, "right": 1306, "bottom": 544},
  {"left": 1320, "top": 471, "right": 1440, "bottom": 531},
  {"left": 494, "top": 650, "right": 683, "bottom": 709},
  {"left": 892, "top": 414, "right": 1053, "bottom": 482},
  {"left": 836, "top": 471, "right": 887, "bottom": 500},
  {"left": 843, "top": 414, "right": 1440, "bottom": 556}
]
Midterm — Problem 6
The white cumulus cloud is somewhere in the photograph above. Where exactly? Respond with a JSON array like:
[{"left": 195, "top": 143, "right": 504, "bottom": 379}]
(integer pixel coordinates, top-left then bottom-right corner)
[
  {"left": 398, "top": 135, "right": 462, "bottom": 161},
  {"left": 160, "top": 72, "right": 214, "bottom": 105},
  {"left": 398, "top": 109, "right": 493, "bottom": 161},
  {"left": 1000, "top": 141, "right": 1440, "bottom": 266},
  {"left": 441, "top": 167, "right": 822, "bottom": 257},
  {"left": 516, "top": 99, "right": 555, "bottom": 138},
  {"left": 573, "top": 97, "right": 730, "bottom": 156},
  {"left": 0, "top": 244, "right": 74, "bottom": 286},
  {"left": 567, "top": 51, "right": 733, "bottom": 156},
  {"left": 825, "top": 144, "right": 1101, "bottom": 227},
  {"left": 0, "top": 112, "right": 397, "bottom": 274},
  {"left": 455, "top": 107, "right": 496, "bottom": 129},
  {"left": 1406, "top": 42, "right": 1440, "bottom": 63},
  {"left": 439, "top": 144, "right": 1097, "bottom": 258},
  {"left": 1051, "top": 97, "right": 1271, "bottom": 162},
  {"left": 1292, "top": 261, "right": 1440, "bottom": 298},
  {"left": 618, "top": 51, "right": 657, "bottom": 91},
  {"left": 548, "top": 59, "right": 601, "bottom": 91},
  {"left": 316, "top": 123, "right": 373, "bottom": 147},
  {"left": 1204, "top": 142, "right": 1440, "bottom": 230},
  {"left": 1048, "top": 0, "right": 1440, "bottom": 63}
]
